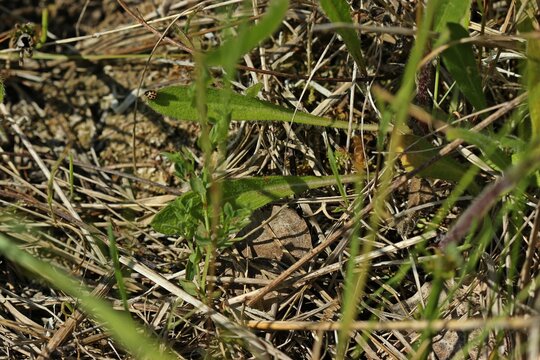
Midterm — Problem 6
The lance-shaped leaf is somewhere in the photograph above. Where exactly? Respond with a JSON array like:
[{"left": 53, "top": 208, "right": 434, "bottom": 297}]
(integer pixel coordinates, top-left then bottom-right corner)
[{"left": 146, "top": 85, "right": 379, "bottom": 131}]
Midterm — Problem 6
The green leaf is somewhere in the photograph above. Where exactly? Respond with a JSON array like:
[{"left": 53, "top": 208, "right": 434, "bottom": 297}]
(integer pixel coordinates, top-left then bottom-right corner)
[
  {"left": 146, "top": 85, "right": 378, "bottom": 131},
  {"left": 499, "top": 135, "right": 526, "bottom": 157},
  {"left": 320, "top": 0, "right": 366, "bottom": 74},
  {"left": 152, "top": 192, "right": 201, "bottom": 236},
  {"left": 446, "top": 128, "right": 511, "bottom": 171},
  {"left": 162, "top": 150, "right": 195, "bottom": 181},
  {"left": 0, "top": 233, "right": 176, "bottom": 360},
  {"left": 441, "top": 23, "right": 487, "bottom": 112},
  {"left": 245, "top": 82, "right": 264, "bottom": 98},
  {"left": 151, "top": 174, "right": 360, "bottom": 236},
  {"left": 226, "top": 174, "right": 354, "bottom": 210},
  {"left": 206, "top": 0, "right": 289, "bottom": 68},
  {"left": 432, "top": 0, "right": 470, "bottom": 35},
  {"left": 179, "top": 279, "right": 200, "bottom": 296}
]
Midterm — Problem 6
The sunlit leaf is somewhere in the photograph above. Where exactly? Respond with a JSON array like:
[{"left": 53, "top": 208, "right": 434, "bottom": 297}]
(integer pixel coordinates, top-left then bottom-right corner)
[{"left": 146, "top": 85, "right": 378, "bottom": 131}]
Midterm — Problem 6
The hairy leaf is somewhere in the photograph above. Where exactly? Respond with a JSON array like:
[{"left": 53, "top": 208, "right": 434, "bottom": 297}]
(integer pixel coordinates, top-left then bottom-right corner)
[{"left": 146, "top": 85, "right": 378, "bottom": 131}]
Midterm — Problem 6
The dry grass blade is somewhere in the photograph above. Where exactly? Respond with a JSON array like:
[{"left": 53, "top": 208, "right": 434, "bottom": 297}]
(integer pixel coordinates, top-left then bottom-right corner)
[{"left": 247, "top": 316, "right": 540, "bottom": 332}]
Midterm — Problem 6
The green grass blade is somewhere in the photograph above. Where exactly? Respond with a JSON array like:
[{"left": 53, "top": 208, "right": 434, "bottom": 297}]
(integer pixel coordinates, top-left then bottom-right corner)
[
  {"left": 516, "top": 0, "right": 540, "bottom": 141},
  {"left": 146, "top": 85, "right": 378, "bottom": 131},
  {"left": 40, "top": 4, "right": 49, "bottom": 45},
  {"left": 151, "top": 174, "right": 360, "bottom": 236},
  {"left": 337, "top": 1, "right": 442, "bottom": 356},
  {"left": 320, "top": 0, "right": 366, "bottom": 74},
  {"left": 441, "top": 23, "right": 487, "bottom": 112},
  {"left": 206, "top": 0, "right": 289, "bottom": 68},
  {"left": 0, "top": 233, "right": 176, "bottom": 360}
]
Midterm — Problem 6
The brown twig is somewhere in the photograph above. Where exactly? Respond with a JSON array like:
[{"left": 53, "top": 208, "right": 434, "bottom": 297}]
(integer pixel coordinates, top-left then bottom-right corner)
[{"left": 247, "top": 316, "right": 540, "bottom": 332}]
